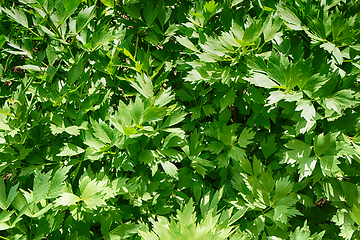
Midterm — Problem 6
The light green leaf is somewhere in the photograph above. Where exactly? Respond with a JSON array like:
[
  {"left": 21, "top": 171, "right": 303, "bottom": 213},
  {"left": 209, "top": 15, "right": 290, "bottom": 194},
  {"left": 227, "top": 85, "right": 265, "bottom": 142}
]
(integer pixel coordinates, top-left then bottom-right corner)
[
  {"left": 55, "top": 193, "right": 80, "bottom": 206},
  {"left": 0, "top": 211, "right": 14, "bottom": 230},
  {"left": 64, "top": 126, "right": 80, "bottom": 136},
  {"left": 48, "top": 166, "right": 71, "bottom": 198},
  {"left": 263, "top": 15, "right": 283, "bottom": 42},
  {"left": 162, "top": 110, "right": 187, "bottom": 128},
  {"left": 243, "top": 73, "right": 279, "bottom": 89},
  {"left": 109, "top": 222, "right": 140, "bottom": 238},
  {"left": 289, "top": 221, "right": 311, "bottom": 240},
  {"left": 274, "top": 176, "right": 293, "bottom": 202},
  {"left": 100, "top": 0, "right": 114, "bottom": 7},
  {"left": 131, "top": 73, "right": 153, "bottom": 98},
  {"left": 32, "top": 203, "right": 53, "bottom": 218},
  {"left": 56, "top": 143, "right": 85, "bottom": 156},
  {"left": 339, "top": 222, "right": 357, "bottom": 240},
  {"left": 204, "top": 0, "right": 218, "bottom": 13},
  {"left": 295, "top": 99, "right": 315, "bottom": 122},
  {"left": 154, "top": 88, "right": 174, "bottom": 108},
  {"left": 90, "top": 117, "right": 113, "bottom": 144},
  {"left": 333, "top": 47, "right": 343, "bottom": 65},
  {"left": 2, "top": 7, "right": 28, "bottom": 28},
  {"left": 175, "top": 36, "right": 199, "bottom": 52},
  {"left": 33, "top": 169, "right": 52, "bottom": 203},
  {"left": 138, "top": 230, "right": 159, "bottom": 240},
  {"left": 277, "top": 6, "right": 303, "bottom": 30},
  {"left": 19, "top": 65, "right": 42, "bottom": 72},
  {"left": 319, "top": 155, "right": 341, "bottom": 177},
  {"left": 46, "top": 45, "right": 58, "bottom": 66},
  {"left": 160, "top": 161, "right": 178, "bottom": 179},
  {"left": 231, "top": 19, "right": 244, "bottom": 40},
  {"left": 165, "top": 24, "right": 178, "bottom": 36},
  {"left": 76, "top": 5, "right": 96, "bottom": 33}
]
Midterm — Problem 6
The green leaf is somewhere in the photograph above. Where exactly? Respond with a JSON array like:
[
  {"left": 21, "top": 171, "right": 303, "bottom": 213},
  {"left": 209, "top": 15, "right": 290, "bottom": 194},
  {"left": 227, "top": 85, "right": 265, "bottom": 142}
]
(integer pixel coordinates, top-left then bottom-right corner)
[
  {"left": 238, "top": 128, "right": 255, "bottom": 148},
  {"left": 162, "top": 110, "right": 187, "bottom": 128},
  {"left": 277, "top": 6, "right": 303, "bottom": 30},
  {"left": 189, "top": 106, "right": 201, "bottom": 121},
  {"left": 63, "top": 0, "right": 82, "bottom": 15},
  {"left": 138, "top": 150, "right": 156, "bottom": 164},
  {"left": 175, "top": 36, "right": 199, "bottom": 52},
  {"left": 48, "top": 166, "right": 71, "bottom": 198},
  {"left": 0, "top": 179, "right": 19, "bottom": 211},
  {"left": 260, "top": 135, "right": 278, "bottom": 158},
  {"left": 340, "top": 181, "right": 358, "bottom": 207},
  {"left": 76, "top": 5, "right": 96, "bottom": 33},
  {"left": 244, "top": 21, "right": 264, "bottom": 43},
  {"left": 143, "top": 2, "right": 158, "bottom": 26},
  {"left": 263, "top": 15, "right": 283, "bottom": 42},
  {"left": 206, "top": 141, "right": 224, "bottom": 154},
  {"left": 90, "top": 117, "right": 113, "bottom": 144},
  {"left": 0, "top": 179, "right": 7, "bottom": 211},
  {"left": 319, "top": 155, "right": 341, "bottom": 177},
  {"left": 122, "top": 4, "right": 141, "bottom": 19},
  {"left": 46, "top": 45, "right": 58, "bottom": 66},
  {"left": 229, "top": 146, "right": 246, "bottom": 161},
  {"left": 2, "top": 7, "right": 28, "bottom": 28},
  {"left": 33, "top": 169, "right": 52, "bottom": 203},
  {"left": 109, "top": 222, "right": 140, "bottom": 238},
  {"left": 220, "top": 88, "right": 236, "bottom": 111},
  {"left": 289, "top": 221, "right": 312, "bottom": 240},
  {"left": 154, "top": 89, "right": 174, "bottom": 108},
  {"left": 313, "top": 132, "right": 340, "bottom": 156},
  {"left": 68, "top": 59, "right": 85, "bottom": 85},
  {"left": 274, "top": 176, "right": 293, "bottom": 202},
  {"left": 131, "top": 73, "right": 153, "bottom": 98},
  {"left": 0, "top": 35, "right": 6, "bottom": 49},
  {"left": 56, "top": 143, "right": 85, "bottom": 156},
  {"left": 100, "top": 0, "right": 114, "bottom": 7}
]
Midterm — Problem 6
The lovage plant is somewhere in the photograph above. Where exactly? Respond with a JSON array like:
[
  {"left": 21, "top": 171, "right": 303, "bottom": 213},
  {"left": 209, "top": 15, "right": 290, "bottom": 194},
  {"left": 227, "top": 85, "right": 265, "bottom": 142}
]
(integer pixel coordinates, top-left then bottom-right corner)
[{"left": 0, "top": 0, "right": 360, "bottom": 239}]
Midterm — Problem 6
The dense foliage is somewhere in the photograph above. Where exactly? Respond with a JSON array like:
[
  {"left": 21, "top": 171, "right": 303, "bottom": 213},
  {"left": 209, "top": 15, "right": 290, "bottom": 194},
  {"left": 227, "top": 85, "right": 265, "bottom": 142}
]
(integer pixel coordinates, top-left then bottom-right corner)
[{"left": 1, "top": 0, "right": 360, "bottom": 239}]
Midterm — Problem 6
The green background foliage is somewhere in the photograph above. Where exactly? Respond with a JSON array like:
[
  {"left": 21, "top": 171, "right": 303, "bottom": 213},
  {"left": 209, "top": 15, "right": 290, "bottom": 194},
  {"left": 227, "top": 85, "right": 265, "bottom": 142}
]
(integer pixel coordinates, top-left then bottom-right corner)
[{"left": 0, "top": 0, "right": 360, "bottom": 239}]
